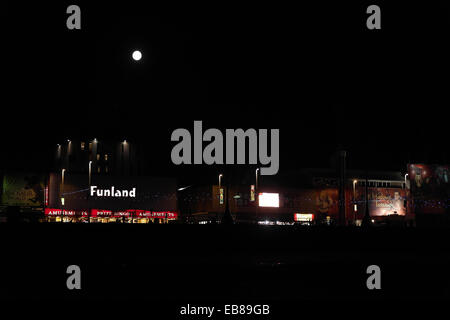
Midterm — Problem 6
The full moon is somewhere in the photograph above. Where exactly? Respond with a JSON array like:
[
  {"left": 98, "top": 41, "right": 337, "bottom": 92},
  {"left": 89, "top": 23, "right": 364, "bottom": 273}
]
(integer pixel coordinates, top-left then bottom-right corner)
[{"left": 132, "top": 50, "right": 142, "bottom": 61}]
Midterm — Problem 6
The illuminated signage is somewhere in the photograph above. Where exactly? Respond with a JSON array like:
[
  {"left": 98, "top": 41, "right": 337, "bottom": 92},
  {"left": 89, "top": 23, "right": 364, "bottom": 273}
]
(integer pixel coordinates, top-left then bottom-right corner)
[
  {"left": 150, "top": 211, "right": 169, "bottom": 218},
  {"left": 91, "top": 209, "right": 113, "bottom": 217},
  {"left": 135, "top": 210, "right": 167, "bottom": 218},
  {"left": 114, "top": 211, "right": 133, "bottom": 217},
  {"left": 45, "top": 208, "right": 178, "bottom": 219},
  {"left": 45, "top": 208, "right": 76, "bottom": 216},
  {"left": 166, "top": 212, "right": 177, "bottom": 219},
  {"left": 219, "top": 188, "right": 224, "bottom": 205},
  {"left": 294, "top": 213, "right": 314, "bottom": 222},
  {"left": 258, "top": 193, "right": 279, "bottom": 207},
  {"left": 134, "top": 211, "right": 177, "bottom": 219},
  {"left": 90, "top": 186, "right": 136, "bottom": 197},
  {"left": 44, "top": 186, "right": 49, "bottom": 206},
  {"left": 79, "top": 211, "right": 89, "bottom": 217}
]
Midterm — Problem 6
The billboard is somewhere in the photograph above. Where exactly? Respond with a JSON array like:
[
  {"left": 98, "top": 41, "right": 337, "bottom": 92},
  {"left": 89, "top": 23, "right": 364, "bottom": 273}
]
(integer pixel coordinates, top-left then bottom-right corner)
[
  {"left": 369, "top": 188, "right": 406, "bottom": 216},
  {"left": 349, "top": 186, "right": 406, "bottom": 217},
  {"left": 408, "top": 164, "right": 450, "bottom": 214},
  {"left": 1, "top": 173, "right": 45, "bottom": 207}
]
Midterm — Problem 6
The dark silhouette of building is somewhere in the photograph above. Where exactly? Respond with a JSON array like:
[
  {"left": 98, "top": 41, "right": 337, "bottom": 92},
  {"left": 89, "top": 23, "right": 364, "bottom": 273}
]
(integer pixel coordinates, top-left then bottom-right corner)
[{"left": 54, "top": 138, "right": 146, "bottom": 176}]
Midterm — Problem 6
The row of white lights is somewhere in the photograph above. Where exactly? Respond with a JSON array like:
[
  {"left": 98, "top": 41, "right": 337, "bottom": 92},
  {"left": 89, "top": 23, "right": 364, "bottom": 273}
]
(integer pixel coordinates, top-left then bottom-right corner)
[{"left": 57, "top": 139, "right": 127, "bottom": 147}]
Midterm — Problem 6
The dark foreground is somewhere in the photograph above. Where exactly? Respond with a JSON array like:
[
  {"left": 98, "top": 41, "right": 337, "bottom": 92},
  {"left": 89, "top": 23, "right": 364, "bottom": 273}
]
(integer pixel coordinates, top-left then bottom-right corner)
[{"left": 1, "top": 224, "right": 450, "bottom": 316}]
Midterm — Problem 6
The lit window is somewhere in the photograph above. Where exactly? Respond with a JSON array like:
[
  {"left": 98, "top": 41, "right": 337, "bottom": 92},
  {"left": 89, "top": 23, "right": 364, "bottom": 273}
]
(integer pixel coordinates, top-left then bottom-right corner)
[
  {"left": 96, "top": 154, "right": 100, "bottom": 160},
  {"left": 105, "top": 166, "right": 109, "bottom": 173},
  {"left": 98, "top": 166, "right": 101, "bottom": 173},
  {"left": 104, "top": 154, "right": 108, "bottom": 161},
  {"left": 81, "top": 142, "right": 85, "bottom": 150}
]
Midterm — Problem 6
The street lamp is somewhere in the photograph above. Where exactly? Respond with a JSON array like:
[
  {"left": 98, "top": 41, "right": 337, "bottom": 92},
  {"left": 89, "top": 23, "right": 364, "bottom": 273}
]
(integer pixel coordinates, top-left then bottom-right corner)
[
  {"left": 255, "top": 168, "right": 260, "bottom": 190},
  {"left": 121, "top": 139, "right": 128, "bottom": 176},
  {"left": 218, "top": 174, "right": 224, "bottom": 208},
  {"left": 404, "top": 173, "right": 409, "bottom": 217},
  {"left": 66, "top": 140, "right": 72, "bottom": 170},
  {"left": 61, "top": 169, "right": 66, "bottom": 195},
  {"left": 61, "top": 169, "right": 66, "bottom": 223},
  {"left": 217, "top": 173, "right": 224, "bottom": 223},
  {"left": 88, "top": 161, "right": 93, "bottom": 188},
  {"left": 218, "top": 174, "right": 223, "bottom": 189},
  {"left": 353, "top": 179, "right": 358, "bottom": 223},
  {"left": 88, "top": 161, "right": 92, "bottom": 223},
  {"left": 255, "top": 168, "right": 260, "bottom": 223}
]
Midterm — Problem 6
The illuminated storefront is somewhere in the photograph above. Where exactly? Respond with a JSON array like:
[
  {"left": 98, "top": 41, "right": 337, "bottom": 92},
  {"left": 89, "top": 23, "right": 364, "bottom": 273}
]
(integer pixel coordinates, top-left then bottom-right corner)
[
  {"left": 46, "top": 173, "right": 178, "bottom": 223},
  {"left": 44, "top": 208, "right": 178, "bottom": 223}
]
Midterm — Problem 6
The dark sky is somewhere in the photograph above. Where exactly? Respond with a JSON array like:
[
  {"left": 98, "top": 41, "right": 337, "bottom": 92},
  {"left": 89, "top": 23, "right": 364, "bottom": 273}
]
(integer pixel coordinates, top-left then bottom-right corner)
[{"left": 2, "top": 1, "right": 449, "bottom": 178}]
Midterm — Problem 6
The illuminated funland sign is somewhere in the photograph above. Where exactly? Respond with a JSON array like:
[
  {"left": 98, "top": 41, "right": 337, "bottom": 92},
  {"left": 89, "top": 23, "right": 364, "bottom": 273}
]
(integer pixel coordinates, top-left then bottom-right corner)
[
  {"left": 45, "top": 208, "right": 178, "bottom": 219},
  {"left": 90, "top": 186, "right": 136, "bottom": 197}
]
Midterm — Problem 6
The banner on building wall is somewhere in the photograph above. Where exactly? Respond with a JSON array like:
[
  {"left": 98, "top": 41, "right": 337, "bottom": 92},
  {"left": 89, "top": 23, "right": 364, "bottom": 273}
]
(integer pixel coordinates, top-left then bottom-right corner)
[
  {"left": 219, "top": 188, "right": 224, "bottom": 204},
  {"left": 1, "top": 173, "right": 45, "bottom": 207},
  {"left": 288, "top": 189, "right": 339, "bottom": 219},
  {"left": 370, "top": 188, "right": 406, "bottom": 216},
  {"left": 314, "top": 189, "right": 338, "bottom": 217},
  {"left": 250, "top": 185, "right": 255, "bottom": 202},
  {"left": 408, "top": 164, "right": 450, "bottom": 214},
  {"left": 350, "top": 187, "right": 406, "bottom": 217}
]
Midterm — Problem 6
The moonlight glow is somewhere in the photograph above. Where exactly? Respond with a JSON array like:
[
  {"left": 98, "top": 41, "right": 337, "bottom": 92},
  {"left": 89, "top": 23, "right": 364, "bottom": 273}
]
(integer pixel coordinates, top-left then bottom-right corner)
[{"left": 132, "top": 50, "right": 142, "bottom": 61}]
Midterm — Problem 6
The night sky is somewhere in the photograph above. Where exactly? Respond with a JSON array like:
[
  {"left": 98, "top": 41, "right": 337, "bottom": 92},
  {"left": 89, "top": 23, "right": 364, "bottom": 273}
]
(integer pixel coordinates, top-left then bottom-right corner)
[{"left": 2, "top": 1, "right": 449, "bottom": 180}]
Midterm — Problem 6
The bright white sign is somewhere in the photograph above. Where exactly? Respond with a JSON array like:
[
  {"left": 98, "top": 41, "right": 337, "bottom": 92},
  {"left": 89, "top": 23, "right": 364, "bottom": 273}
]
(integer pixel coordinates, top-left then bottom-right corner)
[{"left": 258, "top": 193, "right": 279, "bottom": 207}]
